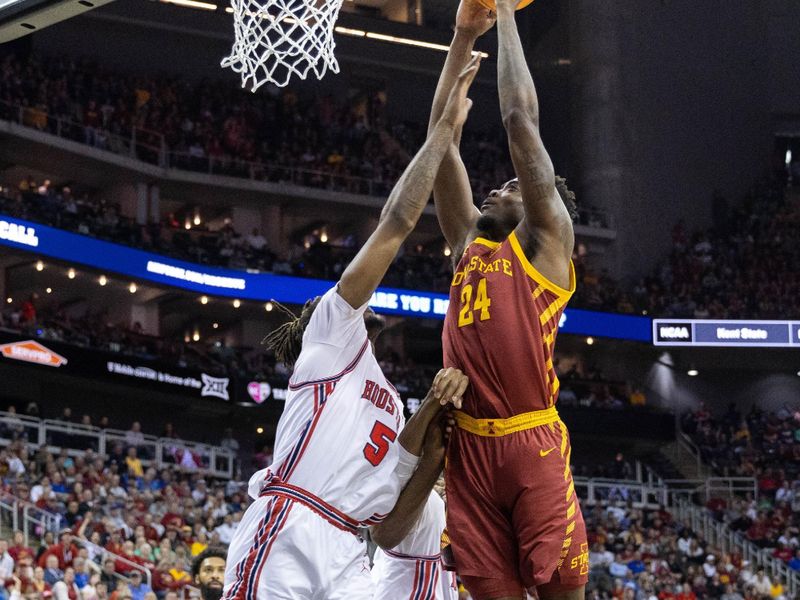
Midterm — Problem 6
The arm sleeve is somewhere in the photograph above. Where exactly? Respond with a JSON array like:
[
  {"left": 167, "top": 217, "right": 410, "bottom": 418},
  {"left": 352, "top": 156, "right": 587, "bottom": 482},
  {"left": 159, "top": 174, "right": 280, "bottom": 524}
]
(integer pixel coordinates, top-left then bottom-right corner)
[{"left": 394, "top": 445, "right": 421, "bottom": 488}]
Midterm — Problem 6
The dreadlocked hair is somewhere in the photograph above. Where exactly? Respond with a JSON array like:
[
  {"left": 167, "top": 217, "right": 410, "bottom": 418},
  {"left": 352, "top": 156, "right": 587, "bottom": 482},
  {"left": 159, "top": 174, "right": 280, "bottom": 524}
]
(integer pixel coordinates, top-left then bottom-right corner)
[
  {"left": 555, "top": 175, "right": 579, "bottom": 222},
  {"left": 262, "top": 297, "right": 321, "bottom": 367}
]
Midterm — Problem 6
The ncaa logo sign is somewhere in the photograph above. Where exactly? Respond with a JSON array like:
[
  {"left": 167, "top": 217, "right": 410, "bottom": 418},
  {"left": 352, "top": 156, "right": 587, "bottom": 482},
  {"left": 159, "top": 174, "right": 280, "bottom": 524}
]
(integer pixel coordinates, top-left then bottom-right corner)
[{"left": 654, "top": 321, "right": 693, "bottom": 345}]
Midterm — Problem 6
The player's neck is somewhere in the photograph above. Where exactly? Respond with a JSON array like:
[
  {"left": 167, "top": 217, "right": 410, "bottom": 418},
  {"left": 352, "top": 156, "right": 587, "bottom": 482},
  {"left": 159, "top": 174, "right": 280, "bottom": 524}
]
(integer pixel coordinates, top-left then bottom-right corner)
[{"left": 475, "top": 227, "right": 509, "bottom": 243}]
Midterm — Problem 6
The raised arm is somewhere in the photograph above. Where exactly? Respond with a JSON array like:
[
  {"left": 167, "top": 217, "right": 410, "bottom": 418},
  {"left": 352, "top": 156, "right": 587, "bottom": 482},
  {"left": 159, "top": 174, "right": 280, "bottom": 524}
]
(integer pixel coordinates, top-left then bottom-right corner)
[
  {"left": 338, "top": 57, "right": 481, "bottom": 309},
  {"left": 495, "top": 0, "right": 573, "bottom": 256},
  {"left": 427, "top": 1, "right": 494, "bottom": 255}
]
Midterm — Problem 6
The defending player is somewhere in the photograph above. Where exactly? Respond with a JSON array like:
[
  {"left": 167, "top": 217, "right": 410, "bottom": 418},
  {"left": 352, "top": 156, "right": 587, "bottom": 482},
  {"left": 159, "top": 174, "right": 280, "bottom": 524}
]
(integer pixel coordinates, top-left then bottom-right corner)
[
  {"left": 221, "top": 56, "right": 480, "bottom": 600},
  {"left": 369, "top": 400, "right": 457, "bottom": 600},
  {"left": 426, "top": 1, "right": 587, "bottom": 598}
]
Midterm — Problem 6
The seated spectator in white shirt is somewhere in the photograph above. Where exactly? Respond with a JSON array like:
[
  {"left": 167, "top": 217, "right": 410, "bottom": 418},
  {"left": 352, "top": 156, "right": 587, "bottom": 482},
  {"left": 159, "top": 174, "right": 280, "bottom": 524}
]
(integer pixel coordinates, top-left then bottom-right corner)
[{"left": 246, "top": 228, "right": 268, "bottom": 251}]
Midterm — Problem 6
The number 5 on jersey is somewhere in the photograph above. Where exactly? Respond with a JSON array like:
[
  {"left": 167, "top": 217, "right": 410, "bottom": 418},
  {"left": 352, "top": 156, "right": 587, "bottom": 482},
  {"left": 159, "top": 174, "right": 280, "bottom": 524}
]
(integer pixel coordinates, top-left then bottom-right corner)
[
  {"left": 458, "top": 278, "right": 491, "bottom": 327},
  {"left": 363, "top": 421, "right": 397, "bottom": 466}
]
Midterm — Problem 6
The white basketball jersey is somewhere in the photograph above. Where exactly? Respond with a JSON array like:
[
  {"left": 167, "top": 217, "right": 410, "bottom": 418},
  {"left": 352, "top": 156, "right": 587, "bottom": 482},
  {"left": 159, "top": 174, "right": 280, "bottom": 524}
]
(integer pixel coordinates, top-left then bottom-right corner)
[
  {"left": 372, "top": 492, "right": 458, "bottom": 600},
  {"left": 247, "top": 286, "right": 408, "bottom": 524}
]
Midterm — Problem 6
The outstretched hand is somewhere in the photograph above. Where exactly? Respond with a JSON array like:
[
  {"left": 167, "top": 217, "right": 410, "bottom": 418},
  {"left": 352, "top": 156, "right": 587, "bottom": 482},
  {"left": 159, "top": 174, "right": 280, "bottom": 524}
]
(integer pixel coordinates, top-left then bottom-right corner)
[
  {"left": 429, "top": 367, "right": 469, "bottom": 409},
  {"left": 455, "top": 0, "right": 496, "bottom": 38},
  {"left": 439, "top": 54, "right": 481, "bottom": 130}
]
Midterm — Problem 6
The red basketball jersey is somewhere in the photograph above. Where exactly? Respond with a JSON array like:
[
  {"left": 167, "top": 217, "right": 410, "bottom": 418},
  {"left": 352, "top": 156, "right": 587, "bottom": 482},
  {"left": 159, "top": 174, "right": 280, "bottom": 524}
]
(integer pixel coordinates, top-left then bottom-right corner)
[{"left": 442, "top": 231, "right": 575, "bottom": 419}]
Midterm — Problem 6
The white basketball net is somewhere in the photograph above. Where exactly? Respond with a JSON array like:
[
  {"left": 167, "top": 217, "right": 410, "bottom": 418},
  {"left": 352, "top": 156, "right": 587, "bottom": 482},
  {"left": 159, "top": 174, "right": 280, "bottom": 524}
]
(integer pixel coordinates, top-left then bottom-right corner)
[{"left": 222, "top": 0, "right": 344, "bottom": 90}]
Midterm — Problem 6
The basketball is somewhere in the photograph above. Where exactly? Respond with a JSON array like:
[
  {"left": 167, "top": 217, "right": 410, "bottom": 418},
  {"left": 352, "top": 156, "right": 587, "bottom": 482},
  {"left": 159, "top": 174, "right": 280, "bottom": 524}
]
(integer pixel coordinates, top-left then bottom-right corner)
[{"left": 475, "top": 0, "right": 534, "bottom": 12}]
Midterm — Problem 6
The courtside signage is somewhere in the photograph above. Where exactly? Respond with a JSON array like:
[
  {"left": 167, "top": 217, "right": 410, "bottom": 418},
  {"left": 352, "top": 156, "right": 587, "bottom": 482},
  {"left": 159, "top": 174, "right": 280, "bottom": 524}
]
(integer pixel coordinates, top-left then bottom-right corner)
[
  {"left": 0, "top": 213, "right": 651, "bottom": 339},
  {"left": 653, "top": 319, "right": 800, "bottom": 347},
  {"left": 0, "top": 219, "right": 38, "bottom": 247},
  {"left": 0, "top": 340, "right": 67, "bottom": 366}
]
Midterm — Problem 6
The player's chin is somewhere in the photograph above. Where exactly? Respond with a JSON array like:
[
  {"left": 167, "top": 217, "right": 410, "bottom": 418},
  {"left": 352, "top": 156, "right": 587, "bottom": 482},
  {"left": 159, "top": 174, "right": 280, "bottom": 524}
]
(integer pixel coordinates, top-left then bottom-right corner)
[
  {"left": 475, "top": 213, "right": 496, "bottom": 232},
  {"left": 365, "top": 313, "right": 386, "bottom": 335}
]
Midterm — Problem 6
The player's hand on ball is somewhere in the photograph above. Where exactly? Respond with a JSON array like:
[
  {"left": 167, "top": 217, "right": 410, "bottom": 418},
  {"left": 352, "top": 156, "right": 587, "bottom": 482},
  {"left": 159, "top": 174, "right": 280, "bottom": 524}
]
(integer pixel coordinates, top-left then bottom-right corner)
[
  {"left": 455, "top": 0, "right": 496, "bottom": 38},
  {"left": 430, "top": 367, "right": 469, "bottom": 409},
  {"left": 440, "top": 54, "right": 481, "bottom": 129}
]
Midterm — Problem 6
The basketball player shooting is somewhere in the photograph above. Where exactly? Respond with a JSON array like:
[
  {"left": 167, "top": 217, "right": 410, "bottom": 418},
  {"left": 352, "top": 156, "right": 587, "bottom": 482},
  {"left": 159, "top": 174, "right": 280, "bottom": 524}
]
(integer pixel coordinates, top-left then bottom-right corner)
[
  {"left": 221, "top": 56, "right": 479, "bottom": 600},
  {"left": 426, "top": 1, "right": 587, "bottom": 599}
]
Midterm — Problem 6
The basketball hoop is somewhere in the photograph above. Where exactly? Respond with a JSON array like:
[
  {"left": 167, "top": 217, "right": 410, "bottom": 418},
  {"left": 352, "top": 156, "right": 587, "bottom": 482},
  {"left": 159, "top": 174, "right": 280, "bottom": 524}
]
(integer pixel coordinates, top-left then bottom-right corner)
[{"left": 222, "top": 0, "right": 344, "bottom": 90}]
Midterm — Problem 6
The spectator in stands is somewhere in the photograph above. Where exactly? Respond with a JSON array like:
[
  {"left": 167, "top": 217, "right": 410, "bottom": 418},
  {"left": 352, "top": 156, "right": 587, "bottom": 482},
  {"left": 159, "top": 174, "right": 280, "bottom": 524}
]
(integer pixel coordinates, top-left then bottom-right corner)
[
  {"left": 752, "top": 569, "right": 772, "bottom": 597},
  {"left": 42, "top": 556, "right": 63, "bottom": 587},
  {"left": 0, "top": 541, "right": 14, "bottom": 580},
  {"left": 126, "top": 572, "right": 150, "bottom": 600},
  {"left": 191, "top": 548, "right": 226, "bottom": 600},
  {"left": 219, "top": 429, "right": 239, "bottom": 457},
  {"left": 99, "top": 560, "right": 116, "bottom": 590},
  {"left": 246, "top": 228, "right": 267, "bottom": 253},
  {"left": 124, "top": 424, "right": 145, "bottom": 453},
  {"left": 38, "top": 531, "right": 77, "bottom": 570},
  {"left": 124, "top": 448, "right": 144, "bottom": 480}
]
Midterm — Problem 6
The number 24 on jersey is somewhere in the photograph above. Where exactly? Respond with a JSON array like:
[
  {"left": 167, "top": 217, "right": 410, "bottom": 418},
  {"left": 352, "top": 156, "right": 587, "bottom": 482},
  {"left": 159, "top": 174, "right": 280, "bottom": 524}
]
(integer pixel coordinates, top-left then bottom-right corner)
[{"left": 458, "top": 278, "right": 492, "bottom": 327}]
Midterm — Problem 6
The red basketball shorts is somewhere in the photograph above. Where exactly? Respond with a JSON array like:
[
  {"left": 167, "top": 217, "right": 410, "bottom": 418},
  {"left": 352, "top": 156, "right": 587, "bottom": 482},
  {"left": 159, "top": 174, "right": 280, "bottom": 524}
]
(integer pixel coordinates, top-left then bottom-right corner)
[{"left": 445, "top": 408, "right": 589, "bottom": 599}]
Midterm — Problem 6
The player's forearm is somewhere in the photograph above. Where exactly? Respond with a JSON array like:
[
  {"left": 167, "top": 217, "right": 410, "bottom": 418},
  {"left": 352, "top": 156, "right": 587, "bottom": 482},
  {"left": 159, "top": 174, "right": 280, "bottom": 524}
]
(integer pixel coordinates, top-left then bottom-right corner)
[
  {"left": 381, "top": 120, "right": 455, "bottom": 233},
  {"left": 397, "top": 392, "right": 441, "bottom": 456},
  {"left": 427, "top": 32, "right": 477, "bottom": 136},
  {"left": 370, "top": 457, "right": 442, "bottom": 550},
  {"left": 496, "top": 6, "right": 539, "bottom": 125}
]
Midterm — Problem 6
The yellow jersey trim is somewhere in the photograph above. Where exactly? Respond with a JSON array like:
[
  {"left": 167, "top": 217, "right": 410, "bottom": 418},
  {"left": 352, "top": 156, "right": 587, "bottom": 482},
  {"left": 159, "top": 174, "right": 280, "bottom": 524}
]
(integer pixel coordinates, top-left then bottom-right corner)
[
  {"left": 470, "top": 237, "right": 501, "bottom": 250},
  {"left": 508, "top": 231, "right": 576, "bottom": 300},
  {"left": 453, "top": 406, "right": 560, "bottom": 437}
]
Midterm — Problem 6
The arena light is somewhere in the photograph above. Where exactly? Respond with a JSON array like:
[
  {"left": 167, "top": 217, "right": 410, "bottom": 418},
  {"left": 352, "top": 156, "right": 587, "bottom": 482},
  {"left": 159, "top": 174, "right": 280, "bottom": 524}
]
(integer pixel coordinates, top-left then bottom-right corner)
[
  {"left": 45, "top": 287, "right": 52, "bottom": 294},
  {"left": 192, "top": 331, "right": 200, "bottom": 342},
  {"left": 319, "top": 231, "right": 328, "bottom": 243},
  {"left": 5, "top": 297, "right": 11, "bottom": 304},
  {"left": 265, "top": 301, "right": 274, "bottom": 312},
  {"left": 129, "top": 282, "right": 138, "bottom": 294},
  {"left": 687, "top": 369, "right": 699, "bottom": 377},
  {"left": 362, "top": 31, "right": 489, "bottom": 58},
  {"left": 98, "top": 275, "right": 108, "bottom": 286},
  {"left": 160, "top": 0, "right": 218, "bottom": 11},
  {"left": 35, "top": 260, "right": 44, "bottom": 271},
  {"left": 256, "top": 426, "right": 264, "bottom": 434},
  {"left": 67, "top": 268, "right": 76, "bottom": 279},
  {"left": 212, "top": 322, "right": 219, "bottom": 329},
  {"left": 334, "top": 26, "right": 365, "bottom": 37},
  {"left": 193, "top": 214, "right": 201, "bottom": 226},
  {"left": 443, "top": 245, "right": 451, "bottom": 257},
  {"left": 233, "top": 299, "right": 241, "bottom": 308},
  {"left": 586, "top": 337, "right": 595, "bottom": 345},
  {"left": 200, "top": 295, "right": 209, "bottom": 305}
]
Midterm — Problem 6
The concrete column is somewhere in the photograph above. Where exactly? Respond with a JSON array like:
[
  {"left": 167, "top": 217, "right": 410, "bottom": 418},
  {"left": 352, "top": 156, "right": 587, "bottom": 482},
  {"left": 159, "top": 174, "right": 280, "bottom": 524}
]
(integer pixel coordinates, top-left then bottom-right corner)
[
  {"left": 149, "top": 185, "right": 160, "bottom": 224},
  {"left": 135, "top": 182, "right": 148, "bottom": 225},
  {"left": 569, "top": 1, "right": 627, "bottom": 277},
  {"left": 261, "top": 205, "right": 284, "bottom": 256}
]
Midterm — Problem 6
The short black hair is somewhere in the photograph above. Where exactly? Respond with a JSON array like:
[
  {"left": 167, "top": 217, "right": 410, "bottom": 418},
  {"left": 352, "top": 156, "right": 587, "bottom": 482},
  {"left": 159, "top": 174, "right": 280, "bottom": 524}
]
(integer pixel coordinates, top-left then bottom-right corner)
[{"left": 191, "top": 547, "right": 228, "bottom": 579}]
